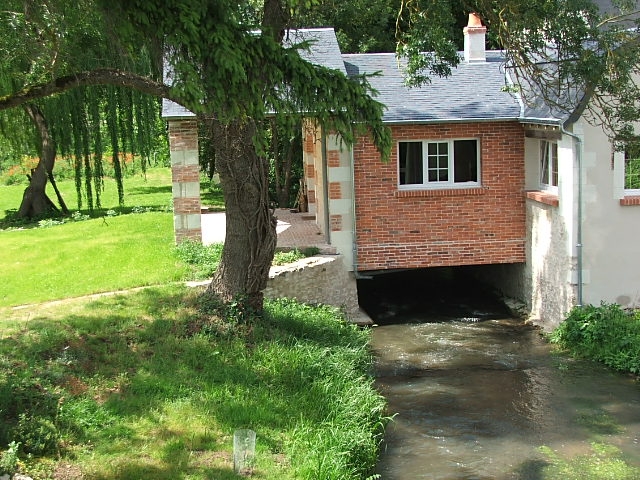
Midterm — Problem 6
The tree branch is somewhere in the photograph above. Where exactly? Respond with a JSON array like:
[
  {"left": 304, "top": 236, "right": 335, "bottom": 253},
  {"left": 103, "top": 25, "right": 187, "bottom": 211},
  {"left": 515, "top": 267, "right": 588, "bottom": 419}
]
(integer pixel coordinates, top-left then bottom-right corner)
[{"left": 0, "top": 68, "right": 184, "bottom": 111}]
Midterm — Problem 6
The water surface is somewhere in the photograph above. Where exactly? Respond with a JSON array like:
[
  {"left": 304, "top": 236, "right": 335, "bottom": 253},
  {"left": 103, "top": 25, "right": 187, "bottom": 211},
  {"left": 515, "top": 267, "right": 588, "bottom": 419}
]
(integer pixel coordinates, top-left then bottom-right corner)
[{"left": 361, "top": 271, "right": 640, "bottom": 479}]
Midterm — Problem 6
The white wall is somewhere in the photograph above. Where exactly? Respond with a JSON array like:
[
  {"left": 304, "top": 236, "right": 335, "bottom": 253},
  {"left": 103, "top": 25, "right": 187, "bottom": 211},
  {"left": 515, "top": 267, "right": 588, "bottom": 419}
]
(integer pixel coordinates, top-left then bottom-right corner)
[
  {"left": 578, "top": 120, "right": 640, "bottom": 308},
  {"left": 325, "top": 133, "right": 356, "bottom": 271},
  {"left": 524, "top": 135, "right": 577, "bottom": 329},
  {"left": 524, "top": 118, "right": 640, "bottom": 329}
]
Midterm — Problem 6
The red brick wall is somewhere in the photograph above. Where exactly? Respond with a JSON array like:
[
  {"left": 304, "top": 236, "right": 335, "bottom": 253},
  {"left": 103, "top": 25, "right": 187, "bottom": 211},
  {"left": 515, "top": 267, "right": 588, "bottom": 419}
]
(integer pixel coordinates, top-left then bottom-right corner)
[
  {"left": 354, "top": 122, "right": 526, "bottom": 271},
  {"left": 171, "top": 164, "right": 200, "bottom": 183},
  {"left": 168, "top": 120, "right": 198, "bottom": 151}
]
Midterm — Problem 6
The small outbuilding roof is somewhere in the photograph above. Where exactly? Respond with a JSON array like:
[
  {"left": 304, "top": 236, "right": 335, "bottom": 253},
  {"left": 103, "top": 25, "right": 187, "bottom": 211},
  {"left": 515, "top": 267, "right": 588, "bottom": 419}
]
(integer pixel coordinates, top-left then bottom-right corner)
[{"left": 343, "top": 51, "right": 526, "bottom": 124}]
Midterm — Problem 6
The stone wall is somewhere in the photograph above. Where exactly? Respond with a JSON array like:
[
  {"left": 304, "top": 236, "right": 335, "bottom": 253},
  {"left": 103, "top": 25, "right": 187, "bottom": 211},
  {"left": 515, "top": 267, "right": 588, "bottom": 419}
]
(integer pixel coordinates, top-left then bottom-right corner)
[{"left": 263, "top": 254, "right": 364, "bottom": 322}]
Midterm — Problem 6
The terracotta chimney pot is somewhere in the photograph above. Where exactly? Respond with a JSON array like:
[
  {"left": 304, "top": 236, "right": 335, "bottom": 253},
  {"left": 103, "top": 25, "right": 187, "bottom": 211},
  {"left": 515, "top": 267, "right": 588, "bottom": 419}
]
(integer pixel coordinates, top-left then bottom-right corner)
[{"left": 467, "top": 12, "right": 483, "bottom": 28}]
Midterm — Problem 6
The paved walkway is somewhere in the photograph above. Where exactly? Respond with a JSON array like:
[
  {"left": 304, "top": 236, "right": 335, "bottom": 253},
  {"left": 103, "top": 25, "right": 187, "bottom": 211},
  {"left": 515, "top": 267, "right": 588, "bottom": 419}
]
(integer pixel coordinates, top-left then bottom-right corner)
[{"left": 201, "top": 208, "right": 335, "bottom": 253}]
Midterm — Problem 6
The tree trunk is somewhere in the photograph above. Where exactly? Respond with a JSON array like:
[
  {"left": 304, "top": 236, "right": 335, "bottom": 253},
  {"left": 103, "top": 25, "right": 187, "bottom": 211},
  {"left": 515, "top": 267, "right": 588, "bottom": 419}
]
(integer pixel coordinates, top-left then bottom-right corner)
[
  {"left": 18, "top": 105, "right": 58, "bottom": 218},
  {"left": 206, "top": 118, "right": 277, "bottom": 312}
]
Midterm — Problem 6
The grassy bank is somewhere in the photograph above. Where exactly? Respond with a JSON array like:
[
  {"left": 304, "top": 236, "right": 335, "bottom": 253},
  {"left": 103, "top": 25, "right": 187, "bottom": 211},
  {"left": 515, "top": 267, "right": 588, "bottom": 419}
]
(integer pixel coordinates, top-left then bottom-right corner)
[
  {"left": 1, "top": 166, "right": 387, "bottom": 479},
  {"left": 550, "top": 303, "right": 640, "bottom": 375},
  {"left": 1, "top": 287, "right": 385, "bottom": 480}
]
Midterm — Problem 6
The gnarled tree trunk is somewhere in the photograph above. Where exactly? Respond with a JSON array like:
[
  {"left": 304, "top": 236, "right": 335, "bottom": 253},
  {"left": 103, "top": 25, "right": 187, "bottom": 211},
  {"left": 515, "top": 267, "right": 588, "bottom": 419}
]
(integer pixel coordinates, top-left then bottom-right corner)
[
  {"left": 206, "top": 118, "right": 278, "bottom": 312},
  {"left": 18, "top": 105, "right": 65, "bottom": 218}
]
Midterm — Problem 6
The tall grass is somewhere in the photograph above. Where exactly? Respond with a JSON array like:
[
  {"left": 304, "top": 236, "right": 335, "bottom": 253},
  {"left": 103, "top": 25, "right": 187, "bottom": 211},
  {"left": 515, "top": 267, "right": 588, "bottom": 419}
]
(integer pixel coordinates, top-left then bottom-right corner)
[{"left": 0, "top": 288, "right": 386, "bottom": 480}]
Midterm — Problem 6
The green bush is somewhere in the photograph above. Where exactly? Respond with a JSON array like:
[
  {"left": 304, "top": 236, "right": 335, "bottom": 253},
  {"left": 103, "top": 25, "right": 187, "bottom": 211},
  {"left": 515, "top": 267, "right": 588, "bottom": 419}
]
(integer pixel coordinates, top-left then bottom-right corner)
[
  {"left": 550, "top": 303, "right": 640, "bottom": 374},
  {"left": 0, "top": 441, "right": 20, "bottom": 475},
  {"left": 12, "top": 414, "right": 59, "bottom": 456}
]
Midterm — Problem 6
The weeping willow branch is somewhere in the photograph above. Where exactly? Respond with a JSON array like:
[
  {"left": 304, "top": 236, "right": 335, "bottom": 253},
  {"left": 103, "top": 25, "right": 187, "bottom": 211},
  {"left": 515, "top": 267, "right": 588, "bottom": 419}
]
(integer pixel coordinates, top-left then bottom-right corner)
[{"left": 0, "top": 69, "right": 182, "bottom": 111}]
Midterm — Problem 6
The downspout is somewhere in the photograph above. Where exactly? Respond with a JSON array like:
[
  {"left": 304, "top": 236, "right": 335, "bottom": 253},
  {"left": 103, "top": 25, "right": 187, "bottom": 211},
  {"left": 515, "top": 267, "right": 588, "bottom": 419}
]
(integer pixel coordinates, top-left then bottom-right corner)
[
  {"left": 561, "top": 126, "right": 584, "bottom": 307},
  {"left": 321, "top": 129, "right": 331, "bottom": 244}
]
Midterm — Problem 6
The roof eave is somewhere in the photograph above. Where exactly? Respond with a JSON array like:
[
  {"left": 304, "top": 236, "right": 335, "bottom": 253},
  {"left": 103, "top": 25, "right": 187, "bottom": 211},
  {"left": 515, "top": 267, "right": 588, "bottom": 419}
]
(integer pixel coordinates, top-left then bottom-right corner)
[{"left": 382, "top": 116, "right": 523, "bottom": 125}]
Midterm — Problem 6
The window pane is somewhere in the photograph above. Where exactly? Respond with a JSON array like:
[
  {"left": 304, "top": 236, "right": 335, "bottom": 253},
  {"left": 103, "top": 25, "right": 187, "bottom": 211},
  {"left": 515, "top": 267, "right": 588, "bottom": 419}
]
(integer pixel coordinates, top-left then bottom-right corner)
[
  {"left": 427, "top": 142, "right": 448, "bottom": 182},
  {"left": 399, "top": 142, "right": 423, "bottom": 184},
  {"left": 625, "top": 145, "right": 640, "bottom": 189},
  {"left": 453, "top": 140, "right": 478, "bottom": 182},
  {"left": 540, "top": 141, "right": 550, "bottom": 185},
  {"left": 550, "top": 142, "right": 558, "bottom": 186}
]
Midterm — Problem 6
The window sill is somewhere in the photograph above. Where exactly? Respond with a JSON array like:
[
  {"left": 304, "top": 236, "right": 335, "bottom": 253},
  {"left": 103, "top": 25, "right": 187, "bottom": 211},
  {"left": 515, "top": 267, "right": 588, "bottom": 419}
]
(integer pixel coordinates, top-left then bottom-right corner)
[
  {"left": 395, "top": 187, "right": 485, "bottom": 198},
  {"left": 620, "top": 196, "right": 640, "bottom": 206},
  {"left": 525, "top": 190, "right": 559, "bottom": 207}
]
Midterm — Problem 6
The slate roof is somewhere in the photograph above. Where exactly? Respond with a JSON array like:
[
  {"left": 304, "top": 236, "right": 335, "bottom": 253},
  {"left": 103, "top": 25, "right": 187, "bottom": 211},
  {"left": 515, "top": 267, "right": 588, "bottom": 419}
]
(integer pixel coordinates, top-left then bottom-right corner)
[
  {"left": 284, "top": 28, "right": 347, "bottom": 74},
  {"left": 343, "top": 51, "right": 529, "bottom": 124},
  {"left": 161, "top": 26, "right": 580, "bottom": 126},
  {"left": 161, "top": 98, "right": 195, "bottom": 120}
]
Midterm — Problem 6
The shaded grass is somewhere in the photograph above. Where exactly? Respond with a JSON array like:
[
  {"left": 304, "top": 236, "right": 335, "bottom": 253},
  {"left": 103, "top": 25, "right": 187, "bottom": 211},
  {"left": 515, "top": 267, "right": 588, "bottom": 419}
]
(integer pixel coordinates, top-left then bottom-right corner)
[{"left": 0, "top": 287, "right": 386, "bottom": 480}]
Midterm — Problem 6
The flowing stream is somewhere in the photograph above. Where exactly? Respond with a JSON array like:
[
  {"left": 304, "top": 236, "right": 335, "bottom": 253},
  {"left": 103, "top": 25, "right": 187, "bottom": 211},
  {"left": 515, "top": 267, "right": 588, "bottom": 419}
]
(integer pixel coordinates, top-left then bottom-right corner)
[{"left": 359, "top": 269, "right": 640, "bottom": 480}]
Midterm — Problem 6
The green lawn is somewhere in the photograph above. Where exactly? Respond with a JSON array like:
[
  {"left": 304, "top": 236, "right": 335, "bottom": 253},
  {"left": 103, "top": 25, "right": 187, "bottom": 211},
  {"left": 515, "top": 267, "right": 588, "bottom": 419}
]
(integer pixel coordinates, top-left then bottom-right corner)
[
  {"left": 0, "top": 168, "right": 225, "bottom": 307},
  {"left": 1, "top": 167, "right": 176, "bottom": 218},
  {"left": 1, "top": 212, "right": 187, "bottom": 307},
  {"left": 0, "top": 166, "right": 386, "bottom": 480}
]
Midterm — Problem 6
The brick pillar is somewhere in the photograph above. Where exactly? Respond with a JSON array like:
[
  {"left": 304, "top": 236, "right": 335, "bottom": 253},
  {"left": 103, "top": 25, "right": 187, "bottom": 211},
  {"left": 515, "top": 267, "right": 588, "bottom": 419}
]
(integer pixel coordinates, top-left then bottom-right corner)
[
  {"left": 302, "top": 120, "right": 317, "bottom": 214},
  {"left": 168, "top": 119, "right": 202, "bottom": 243},
  {"left": 326, "top": 132, "right": 355, "bottom": 270}
]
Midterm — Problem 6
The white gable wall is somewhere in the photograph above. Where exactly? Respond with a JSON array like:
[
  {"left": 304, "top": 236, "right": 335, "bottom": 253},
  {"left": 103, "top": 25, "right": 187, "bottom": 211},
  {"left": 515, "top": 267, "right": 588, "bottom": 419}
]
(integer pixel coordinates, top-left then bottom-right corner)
[{"left": 579, "top": 119, "right": 640, "bottom": 308}]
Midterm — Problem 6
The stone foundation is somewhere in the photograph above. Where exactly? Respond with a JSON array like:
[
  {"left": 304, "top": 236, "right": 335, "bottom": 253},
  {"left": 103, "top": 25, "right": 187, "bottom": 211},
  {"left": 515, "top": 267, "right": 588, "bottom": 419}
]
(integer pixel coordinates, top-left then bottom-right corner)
[{"left": 264, "top": 255, "right": 368, "bottom": 323}]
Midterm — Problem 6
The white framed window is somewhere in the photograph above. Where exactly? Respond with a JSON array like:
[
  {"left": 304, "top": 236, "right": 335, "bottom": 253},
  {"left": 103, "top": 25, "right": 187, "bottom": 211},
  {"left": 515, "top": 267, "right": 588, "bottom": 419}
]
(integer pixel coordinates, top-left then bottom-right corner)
[
  {"left": 398, "top": 139, "right": 480, "bottom": 188},
  {"left": 539, "top": 140, "right": 558, "bottom": 191},
  {"left": 624, "top": 145, "right": 640, "bottom": 193}
]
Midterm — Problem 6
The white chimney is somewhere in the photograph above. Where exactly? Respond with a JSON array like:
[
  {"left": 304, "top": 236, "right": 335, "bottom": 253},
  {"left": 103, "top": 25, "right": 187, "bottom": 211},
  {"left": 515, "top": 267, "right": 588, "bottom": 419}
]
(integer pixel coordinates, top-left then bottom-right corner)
[{"left": 464, "top": 13, "right": 486, "bottom": 63}]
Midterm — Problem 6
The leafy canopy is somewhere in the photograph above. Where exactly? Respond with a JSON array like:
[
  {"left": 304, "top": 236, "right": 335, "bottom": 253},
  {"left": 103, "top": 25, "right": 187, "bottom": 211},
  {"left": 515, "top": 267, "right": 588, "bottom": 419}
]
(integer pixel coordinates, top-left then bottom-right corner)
[{"left": 100, "top": 0, "right": 393, "bottom": 158}]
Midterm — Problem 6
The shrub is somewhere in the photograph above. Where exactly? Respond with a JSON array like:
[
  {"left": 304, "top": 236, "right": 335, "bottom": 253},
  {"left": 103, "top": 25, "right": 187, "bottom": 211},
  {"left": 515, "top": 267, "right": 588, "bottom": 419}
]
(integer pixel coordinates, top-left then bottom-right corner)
[
  {"left": 550, "top": 303, "right": 640, "bottom": 374},
  {"left": 0, "top": 441, "right": 20, "bottom": 475},
  {"left": 12, "top": 414, "right": 59, "bottom": 456}
]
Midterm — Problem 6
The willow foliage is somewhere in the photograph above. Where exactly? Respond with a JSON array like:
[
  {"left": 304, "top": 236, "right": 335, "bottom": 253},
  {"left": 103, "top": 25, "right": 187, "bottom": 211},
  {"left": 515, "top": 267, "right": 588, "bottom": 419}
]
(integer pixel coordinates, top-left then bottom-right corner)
[{"left": 0, "top": 0, "right": 164, "bottom": 210}]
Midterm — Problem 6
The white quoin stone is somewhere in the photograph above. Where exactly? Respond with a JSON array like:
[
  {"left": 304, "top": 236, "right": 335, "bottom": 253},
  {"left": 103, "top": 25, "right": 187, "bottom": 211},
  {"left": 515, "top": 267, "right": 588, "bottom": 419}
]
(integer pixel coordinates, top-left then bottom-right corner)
[{"left": 464, "top": 13, "right": 486, "bottom": 63}]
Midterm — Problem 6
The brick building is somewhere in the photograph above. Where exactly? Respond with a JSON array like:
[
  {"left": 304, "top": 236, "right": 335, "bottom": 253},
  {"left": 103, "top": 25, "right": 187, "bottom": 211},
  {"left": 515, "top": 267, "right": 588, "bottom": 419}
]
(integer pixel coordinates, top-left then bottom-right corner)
[
  {"left": 300, "top": 19, "right": 640, "bottom": 329},
  {"left": 162, "top": 16, "right": 640, "bottom": 329}
]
